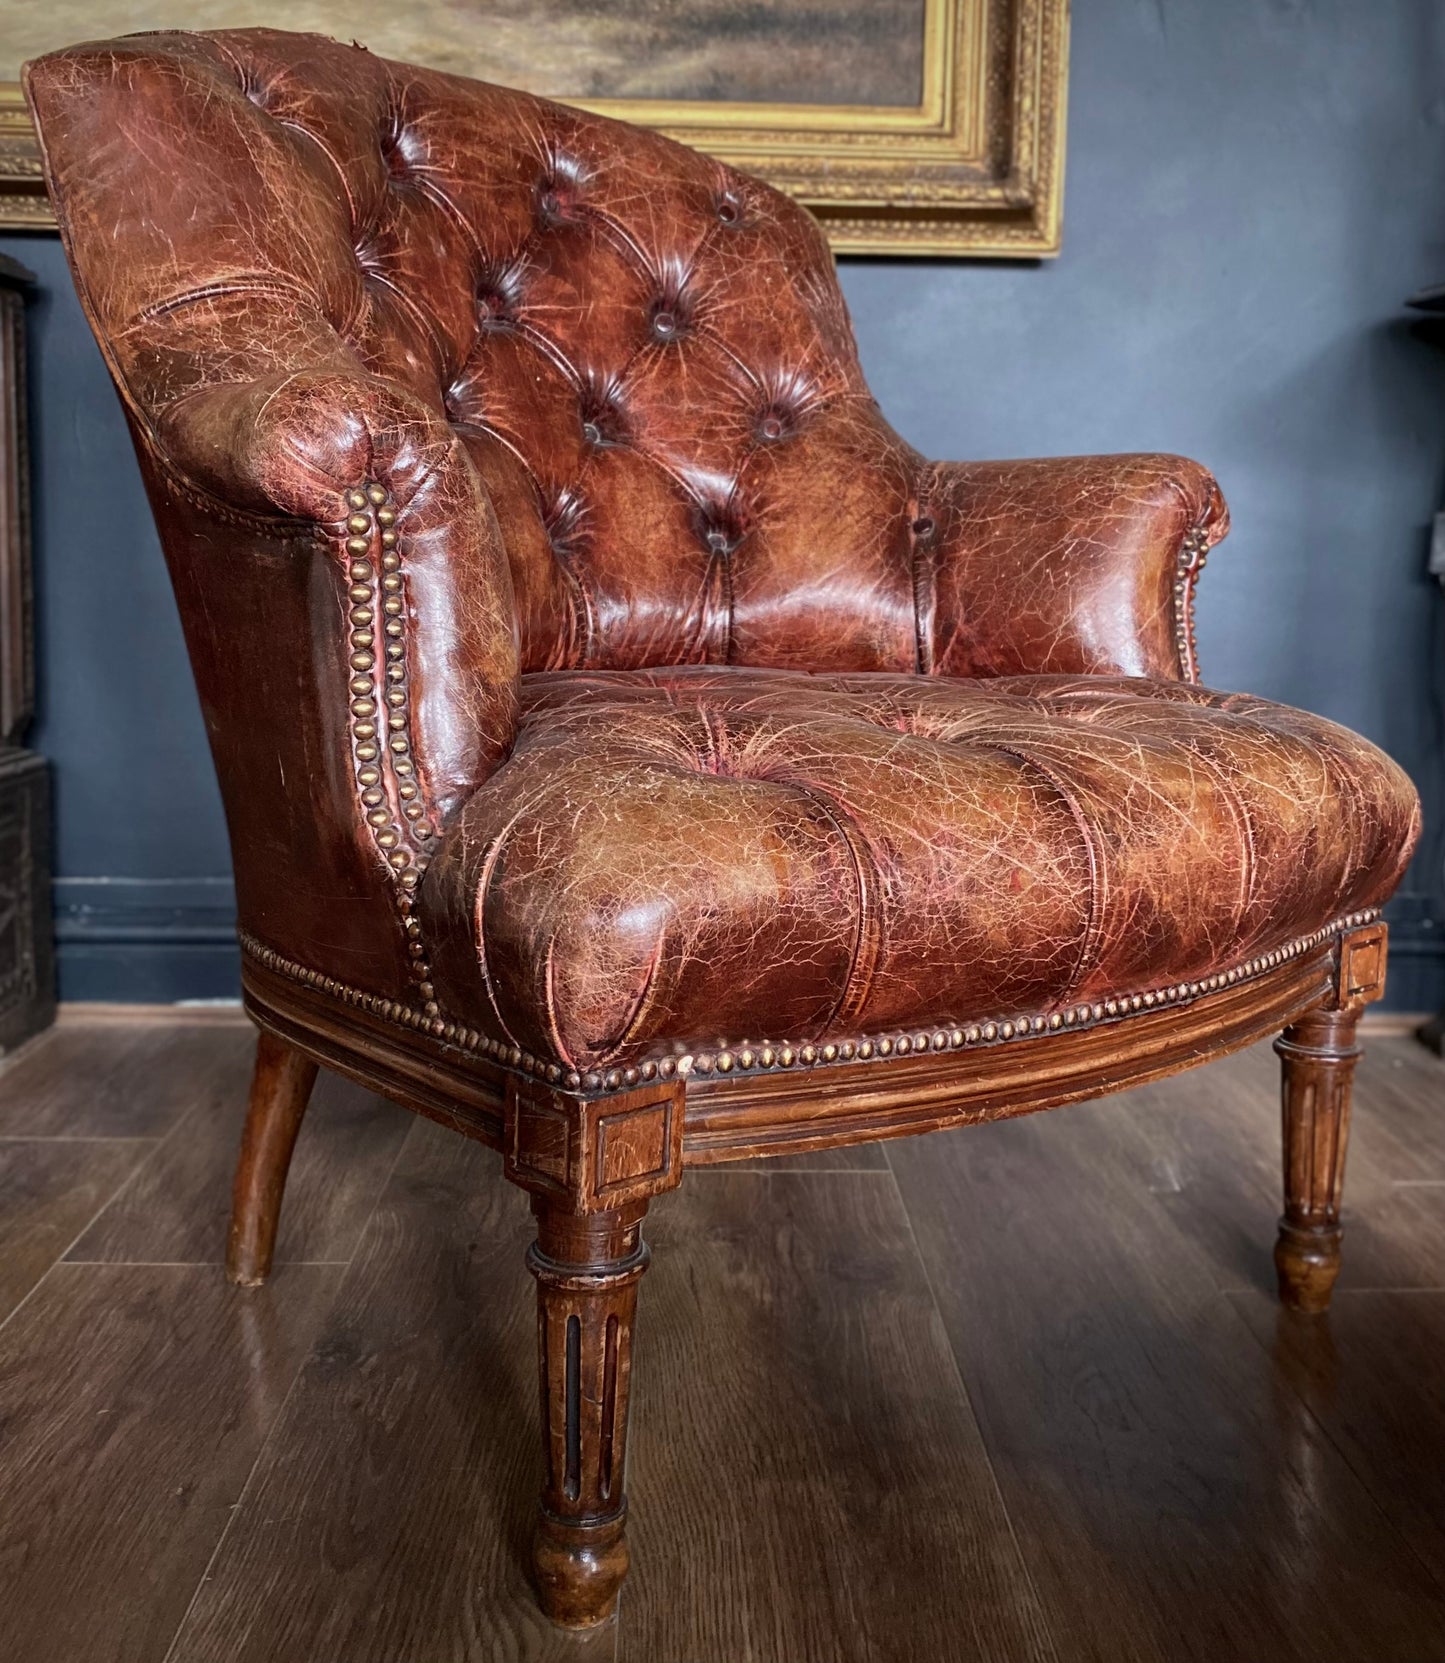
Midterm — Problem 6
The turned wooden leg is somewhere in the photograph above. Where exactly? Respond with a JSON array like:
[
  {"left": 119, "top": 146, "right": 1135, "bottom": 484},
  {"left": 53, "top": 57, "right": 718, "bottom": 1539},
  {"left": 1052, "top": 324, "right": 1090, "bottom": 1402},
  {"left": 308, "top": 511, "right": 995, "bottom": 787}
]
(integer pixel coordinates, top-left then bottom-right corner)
[
  {"left": 226, "top": 1029, "right": 319, "bottom": 1287},
  {"left": 502, "top": 1071, "right": 682, "bottom": 1623},
  {"left": 527, "top": 1198, "right": 649, "bottom": 1627},
  {"left": 1274, "top": 1006, "right": 1360, "bottom": 1314}
]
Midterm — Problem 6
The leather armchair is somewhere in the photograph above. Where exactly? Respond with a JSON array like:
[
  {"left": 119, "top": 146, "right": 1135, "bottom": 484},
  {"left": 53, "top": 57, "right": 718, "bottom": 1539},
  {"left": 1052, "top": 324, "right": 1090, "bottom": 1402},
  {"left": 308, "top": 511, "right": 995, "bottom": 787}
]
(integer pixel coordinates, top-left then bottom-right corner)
[{"left": 27, "top": 29, "right": 1421, "bottom": 1630}]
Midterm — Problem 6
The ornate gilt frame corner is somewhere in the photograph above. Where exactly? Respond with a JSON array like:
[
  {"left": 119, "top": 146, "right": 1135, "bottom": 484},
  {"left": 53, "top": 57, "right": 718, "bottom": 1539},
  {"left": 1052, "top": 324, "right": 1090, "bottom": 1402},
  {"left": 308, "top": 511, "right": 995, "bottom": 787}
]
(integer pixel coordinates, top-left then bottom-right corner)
[
  {"left": 581, "top": 0, "right": 1070, "bottom": 258},
  {"left": 0, "top": 85, "right": 48, "bottom": 231},
  {"left": 0, "top": 0, "right": 1069, "bottom": 255}
]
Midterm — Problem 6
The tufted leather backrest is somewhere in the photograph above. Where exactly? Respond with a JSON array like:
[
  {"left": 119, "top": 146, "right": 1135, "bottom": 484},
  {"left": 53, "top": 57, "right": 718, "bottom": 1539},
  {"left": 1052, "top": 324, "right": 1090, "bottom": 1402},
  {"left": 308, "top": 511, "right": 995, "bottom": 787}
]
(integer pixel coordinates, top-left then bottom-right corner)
[{"left": 29, "top": 28, "right": 933, "bottom": 680}]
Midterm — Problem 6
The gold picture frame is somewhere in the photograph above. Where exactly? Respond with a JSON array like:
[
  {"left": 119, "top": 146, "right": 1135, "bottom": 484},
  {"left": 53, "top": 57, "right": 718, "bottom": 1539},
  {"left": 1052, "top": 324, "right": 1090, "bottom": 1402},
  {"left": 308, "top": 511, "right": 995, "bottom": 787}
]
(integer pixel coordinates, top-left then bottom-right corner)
[{"left": 0, "top": 0, "right": 1067, "bottom": 256}]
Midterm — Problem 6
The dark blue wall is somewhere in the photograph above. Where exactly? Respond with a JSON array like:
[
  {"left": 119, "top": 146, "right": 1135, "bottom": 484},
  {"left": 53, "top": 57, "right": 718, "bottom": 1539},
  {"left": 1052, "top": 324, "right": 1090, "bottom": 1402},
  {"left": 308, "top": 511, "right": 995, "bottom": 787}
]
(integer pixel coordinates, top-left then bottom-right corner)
[{"left": 3, "top": 0, "right": 1443, "bottom": 1006}]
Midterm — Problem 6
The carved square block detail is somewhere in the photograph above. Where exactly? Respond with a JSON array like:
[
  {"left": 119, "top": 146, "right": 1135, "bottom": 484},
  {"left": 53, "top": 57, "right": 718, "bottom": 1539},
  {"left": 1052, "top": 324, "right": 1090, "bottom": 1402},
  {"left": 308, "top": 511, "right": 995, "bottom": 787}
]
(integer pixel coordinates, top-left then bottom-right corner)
[
  {"left": 1336, "top": 924, "right": 1388, "bottom": 1009},
  {"left": 504, "top": 1075, "right": 686, "bottom": 1211},
  {"left": 596, "top": 1100, "right": 673, "bottom": 1198},
  {"left": 507, "top": 1084, "right": 572, "bottom": 1195}
]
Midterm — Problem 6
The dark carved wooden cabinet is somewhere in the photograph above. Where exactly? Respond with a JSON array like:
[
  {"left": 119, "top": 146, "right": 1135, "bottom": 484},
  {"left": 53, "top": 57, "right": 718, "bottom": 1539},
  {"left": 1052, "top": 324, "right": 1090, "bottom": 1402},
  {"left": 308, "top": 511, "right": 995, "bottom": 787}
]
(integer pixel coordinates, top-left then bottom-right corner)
[{"left": 0, "top": 253, "right": 53, "bottom": 1050}]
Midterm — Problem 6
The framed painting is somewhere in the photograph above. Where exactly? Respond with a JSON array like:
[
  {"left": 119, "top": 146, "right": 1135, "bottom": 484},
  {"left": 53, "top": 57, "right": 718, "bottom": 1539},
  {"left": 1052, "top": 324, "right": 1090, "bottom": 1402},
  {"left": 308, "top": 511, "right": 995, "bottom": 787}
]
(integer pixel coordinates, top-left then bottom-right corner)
[{"left": 0, "top": 0, "right": 1068, "bottom": 255}]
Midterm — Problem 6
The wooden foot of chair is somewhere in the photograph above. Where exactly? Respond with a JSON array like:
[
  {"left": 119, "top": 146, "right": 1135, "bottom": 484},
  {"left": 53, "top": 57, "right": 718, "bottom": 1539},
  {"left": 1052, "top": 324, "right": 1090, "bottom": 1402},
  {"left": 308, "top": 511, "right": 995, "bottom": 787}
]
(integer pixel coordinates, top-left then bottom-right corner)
[
  {"left": 226, "top": 1029, "right": 318, "bottom": 1286},
  {"left": 503, "top": 1072, "right": 682, "bottom": 1623},
  {"left": 1274, "top": 1006, "right": 1360, "bottom": 1314},
  {"left": 527, "top": 1198, "right": 648, "bottom": 1627}
]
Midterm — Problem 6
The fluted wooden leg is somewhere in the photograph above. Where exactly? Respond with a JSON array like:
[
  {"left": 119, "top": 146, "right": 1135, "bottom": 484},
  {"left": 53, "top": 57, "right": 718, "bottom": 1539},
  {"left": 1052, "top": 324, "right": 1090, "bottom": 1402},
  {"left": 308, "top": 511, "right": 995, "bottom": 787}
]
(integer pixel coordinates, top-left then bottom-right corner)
[
  {"left": 1274, "top": 1006, "right": 1360, "bottom": 1313},
  {"left": 502, "top": 1071, "right": 681, "bottom": 1624},
  {"left": 527, "top": 1198, "right": 648, "bottom": 1627},
  {"left": 226, "top": 1029, "right": 318, "bottom": 1287}
]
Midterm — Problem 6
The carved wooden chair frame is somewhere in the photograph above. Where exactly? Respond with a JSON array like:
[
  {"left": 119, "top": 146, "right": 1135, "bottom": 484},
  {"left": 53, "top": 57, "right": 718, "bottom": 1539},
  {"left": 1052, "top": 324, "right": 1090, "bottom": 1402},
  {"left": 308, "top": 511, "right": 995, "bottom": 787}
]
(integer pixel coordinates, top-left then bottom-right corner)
[{"left": 234, "top": 907, "right": 1388, "bottom": 1624}]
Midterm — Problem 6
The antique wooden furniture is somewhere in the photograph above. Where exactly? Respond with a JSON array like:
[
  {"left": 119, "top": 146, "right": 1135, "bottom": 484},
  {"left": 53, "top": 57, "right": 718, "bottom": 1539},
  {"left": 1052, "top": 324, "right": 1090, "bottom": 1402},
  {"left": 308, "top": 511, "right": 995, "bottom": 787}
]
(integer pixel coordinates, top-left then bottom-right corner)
[
  {"left": 27, "top": 29, "right": 1422, "bottom": 1629},
  {"left": 0, "top": 253, "right": 52, "bottom": 1050}
]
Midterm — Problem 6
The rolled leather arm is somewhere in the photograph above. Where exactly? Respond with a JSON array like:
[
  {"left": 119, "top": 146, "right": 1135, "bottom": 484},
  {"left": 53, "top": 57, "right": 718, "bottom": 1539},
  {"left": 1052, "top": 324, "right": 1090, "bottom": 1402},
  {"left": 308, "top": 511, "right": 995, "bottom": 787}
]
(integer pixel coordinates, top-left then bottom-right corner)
[
  {"left": 121, "top": 366, "right": 521, "bottom": 993},
  {"left": 151, "top": 368, "right": 521, "bottom": 811},
  {"left": 27, "top": 42, "right": 521, "bottom": 994},
  {"left": 158, "top": 365, "right": 462, "bottom": 522},
  {"left": 915, "top": 453, "right": 1230, "bottom": 683}
]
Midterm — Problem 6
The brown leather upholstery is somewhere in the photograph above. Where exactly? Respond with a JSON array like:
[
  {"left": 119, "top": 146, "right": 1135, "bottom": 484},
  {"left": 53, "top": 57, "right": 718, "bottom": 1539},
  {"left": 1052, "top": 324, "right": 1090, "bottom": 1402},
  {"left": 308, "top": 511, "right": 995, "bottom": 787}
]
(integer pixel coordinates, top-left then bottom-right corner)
[
  {"left": 25, "top": 27, "right": 1427, "bottom": 1629},
  {"left": 422, "top": 669, "right": 1417, "bottom": 1079},
  {"left": 26, "top": 29, "right": 1420, "bottom": 1086}
]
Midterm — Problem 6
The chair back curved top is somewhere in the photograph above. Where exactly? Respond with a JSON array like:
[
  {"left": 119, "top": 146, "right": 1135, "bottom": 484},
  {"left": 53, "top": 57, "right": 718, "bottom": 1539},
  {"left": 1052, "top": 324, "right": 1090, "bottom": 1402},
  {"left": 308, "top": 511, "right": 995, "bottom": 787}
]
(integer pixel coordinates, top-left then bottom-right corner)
[{"left": 29, "top": 28, "right": 932, "bottom": 683}]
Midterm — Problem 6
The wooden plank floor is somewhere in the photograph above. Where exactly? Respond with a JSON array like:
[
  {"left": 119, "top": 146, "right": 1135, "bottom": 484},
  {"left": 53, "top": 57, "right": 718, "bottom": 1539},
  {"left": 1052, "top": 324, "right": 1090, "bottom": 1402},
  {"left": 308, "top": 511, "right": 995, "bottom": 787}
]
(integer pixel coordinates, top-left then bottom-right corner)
[{"left": 0, "top": 1015, "right": 1442, "bottom": 1662}]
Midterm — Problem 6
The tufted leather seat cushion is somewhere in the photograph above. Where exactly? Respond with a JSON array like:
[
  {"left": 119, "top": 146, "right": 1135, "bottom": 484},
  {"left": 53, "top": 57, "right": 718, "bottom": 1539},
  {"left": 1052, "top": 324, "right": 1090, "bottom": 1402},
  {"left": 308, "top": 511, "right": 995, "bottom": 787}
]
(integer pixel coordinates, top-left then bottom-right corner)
[{"left": 421, "top": 668, "right": 1420, "bottom": 1078}]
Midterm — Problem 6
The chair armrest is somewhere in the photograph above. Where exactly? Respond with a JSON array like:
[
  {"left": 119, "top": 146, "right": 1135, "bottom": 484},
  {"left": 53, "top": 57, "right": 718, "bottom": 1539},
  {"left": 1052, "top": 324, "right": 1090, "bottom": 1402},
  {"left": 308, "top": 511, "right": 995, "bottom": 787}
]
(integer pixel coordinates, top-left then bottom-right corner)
[
  {"left": 916, "top": 453, "right": 1229, "bottom": 682},
  {"left": 151, "top": 366, "right": 520, "bottom": 808},
  {"left": 127, "top": 368, "right": 521, "bottom": 991},
  {"left": 158, "top": 365, "right": 461, "bottom": 524},
  {"left": 25, "top": 40, "right": 525, "bottom": 993}
]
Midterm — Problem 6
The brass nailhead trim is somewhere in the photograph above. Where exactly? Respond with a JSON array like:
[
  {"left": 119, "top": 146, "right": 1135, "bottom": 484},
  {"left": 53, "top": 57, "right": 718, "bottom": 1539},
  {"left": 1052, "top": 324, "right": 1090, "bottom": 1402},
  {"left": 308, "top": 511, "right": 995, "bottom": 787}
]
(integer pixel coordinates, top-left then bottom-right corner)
[
  {"left": 342, "top": 483, "right": 438, "bottom": 1010},
  {"left": 241, "top": 907, "right": 1378, "bottom": 1098},
  {"left": 1175, "top": 524, "right": 1210, "bottom": 683}
]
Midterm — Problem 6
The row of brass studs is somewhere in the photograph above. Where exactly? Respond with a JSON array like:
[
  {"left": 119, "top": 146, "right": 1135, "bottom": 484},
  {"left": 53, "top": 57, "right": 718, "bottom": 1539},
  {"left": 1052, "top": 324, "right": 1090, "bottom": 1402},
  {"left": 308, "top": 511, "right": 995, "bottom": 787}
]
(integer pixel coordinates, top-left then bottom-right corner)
[
  {"left": 343, "top": 484, "right": 440, "bottom": 1016},
  {"left": 1175, "top": 524, "right": 1210, "bottom": 681},
  {"left": 243, "top": 929, "right": 531, "bottom": 1060},
  {"left": 241, "top": 907, "right": 1378, "bottom": 1097}
]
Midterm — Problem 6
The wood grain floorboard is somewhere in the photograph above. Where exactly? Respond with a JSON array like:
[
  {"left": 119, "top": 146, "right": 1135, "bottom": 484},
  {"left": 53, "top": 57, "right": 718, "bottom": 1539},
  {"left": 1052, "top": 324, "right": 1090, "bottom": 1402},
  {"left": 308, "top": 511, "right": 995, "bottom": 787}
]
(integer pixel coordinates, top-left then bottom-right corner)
[
  {"left": 1345, "top": 1038, "right": 1445, "bottom": 1180},
  {"left": 0, "top": 1019, "right": 256, "bottom": 1139},
  {"left": 0, "top": 1137, "right": 149, "bottom": 1319},
  {"left": 70, "top": 1067, "right": 412, "bottom": 1266},
  {"left": 1231, "top": 1289, "right": 1445, "bottom": 1594},
  {"left": 1099, "top": 1038, "right": 1445, "bottom": 1296},
  {"left": 621, "top": 1170, "right": 1057, "bottom": 1663},
  {"left": 888, "top": 1086, "right": 1445, "bottom": 1663},
  {"left": 163, "top": 1120, "right": 615, "bottom": 1663},
  {"left": 4, "top": 1018, "right": 1443, "bottom": 1662},
  {"left": 0, "top": 1261, "right": 339, "bottom": 1663}
]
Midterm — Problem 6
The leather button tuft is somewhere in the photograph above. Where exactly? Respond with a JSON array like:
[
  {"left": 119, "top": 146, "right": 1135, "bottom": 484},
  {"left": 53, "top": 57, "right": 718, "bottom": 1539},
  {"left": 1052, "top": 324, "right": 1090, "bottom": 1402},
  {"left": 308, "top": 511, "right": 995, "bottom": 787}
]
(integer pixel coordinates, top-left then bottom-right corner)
[
  {"left": 648, "top": 278, "right": 694, "bottom": 341},
  {"left": 578, "top": 370, "right": 629, "bottom": 448},
  {"left": 753, "top": 374, "right": 813, "bottom": 443},
  {"left": 379, "top": 117, "right": 419, "bottom": 183},
  {"left": 696, "top": 495, "right": 747, "bottom": 556},
  {"left": 536, "top": 153, "right": 587, "bottom": 226},
  {"left": 544, "top": 485, "right": 589, "bottom": 562},
  {"left": 716, "top": 190, "right": 742, "bottom": 226},
  {"left": 911, "top": 515, "right": 936, "bottom": 540},
  {"left": 475, "top": 258, "right": 526, "bottom": 332}
]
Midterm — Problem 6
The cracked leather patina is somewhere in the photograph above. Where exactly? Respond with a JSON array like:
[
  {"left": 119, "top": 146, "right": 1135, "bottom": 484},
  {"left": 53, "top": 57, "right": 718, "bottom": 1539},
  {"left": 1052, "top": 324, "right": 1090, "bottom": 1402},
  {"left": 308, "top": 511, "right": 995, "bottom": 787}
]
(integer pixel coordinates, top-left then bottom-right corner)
[
  {"left": 26, "top": 30, "right": 1421, "bottom": 1082},
  {"left": 423, "top": 670, "right": 1416, "bottom": 1075}
]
